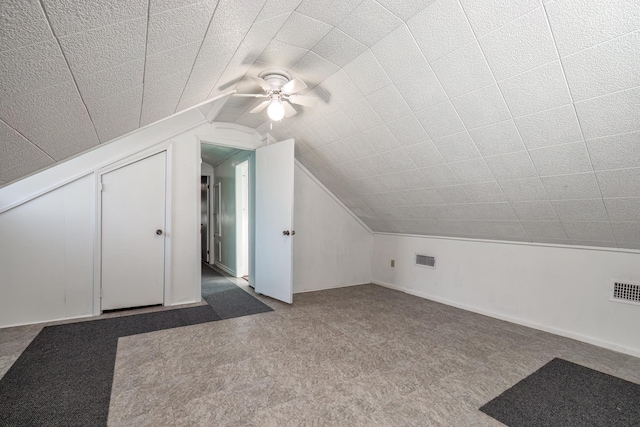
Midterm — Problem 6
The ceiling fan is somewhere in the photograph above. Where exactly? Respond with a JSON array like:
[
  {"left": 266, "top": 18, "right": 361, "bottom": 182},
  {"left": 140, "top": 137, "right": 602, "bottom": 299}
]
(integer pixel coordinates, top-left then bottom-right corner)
[{"left": 233, "top": 69, "right": 319, "bottom": 121}]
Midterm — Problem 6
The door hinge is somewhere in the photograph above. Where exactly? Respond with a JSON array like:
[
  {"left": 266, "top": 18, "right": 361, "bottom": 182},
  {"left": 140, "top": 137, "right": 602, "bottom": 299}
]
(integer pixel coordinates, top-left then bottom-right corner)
[
  {"left": 207, "top": 250, "right": 210, "bottom": 254},
  {"left": 99, "top": 183, "right": 104, "bottom": 192},
  {"left": 100, "top": 289, "right": 103, "bottom": 299}
]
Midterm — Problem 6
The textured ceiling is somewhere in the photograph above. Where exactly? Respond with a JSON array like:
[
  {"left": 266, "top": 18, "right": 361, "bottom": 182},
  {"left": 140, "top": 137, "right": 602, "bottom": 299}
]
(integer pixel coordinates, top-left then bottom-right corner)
[
  {"left": 201, "top": 143, "right": 241, "bottom": 167},
  {"left": 1, "top": 0, "right": 639, "bottom": 249}
]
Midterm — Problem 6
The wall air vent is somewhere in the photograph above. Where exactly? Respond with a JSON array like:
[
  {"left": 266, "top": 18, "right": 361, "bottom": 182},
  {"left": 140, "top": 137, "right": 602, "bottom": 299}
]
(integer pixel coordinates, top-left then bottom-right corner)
[
  {"left": 610, "top": 280, "right": 640, "bottom": 306},
  {"left": 415, "top": 254, "right": 436, "bottom": 268}
]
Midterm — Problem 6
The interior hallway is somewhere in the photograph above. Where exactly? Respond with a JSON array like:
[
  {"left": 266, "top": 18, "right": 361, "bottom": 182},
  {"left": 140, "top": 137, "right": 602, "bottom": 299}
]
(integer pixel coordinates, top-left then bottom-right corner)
[{"left": 5, "top": 282, "right": 635, "bottom": 426}]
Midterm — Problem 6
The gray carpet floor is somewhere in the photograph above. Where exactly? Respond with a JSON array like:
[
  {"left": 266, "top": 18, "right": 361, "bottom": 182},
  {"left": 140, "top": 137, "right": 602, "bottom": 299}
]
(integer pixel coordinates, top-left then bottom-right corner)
[
  {"left": 480, "top": 357, "right": 640, "bottom": 426},
  {"left": 201, "top": 263, "right": 273, "bottom": 319},
  {"left": 0, "top": 267, "right": 272, "bottom": 426}
]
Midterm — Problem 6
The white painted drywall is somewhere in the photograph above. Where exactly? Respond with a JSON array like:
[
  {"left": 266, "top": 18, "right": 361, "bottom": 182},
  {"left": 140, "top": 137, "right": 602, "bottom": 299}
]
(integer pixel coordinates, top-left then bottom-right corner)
[
  {"left": 212, "top": 150, "right": 253, "bottom": 276},
  {"left": 0, "top": 119, "right": 263, "bottom": 327},
  {"left": 293, "top": 163, "right": 373, "bottom": 293},
  {"left": 163, "top": 136, "right": 200, "bottom": 306},
  {"left": 0, "top": 139, "right": 201, "bottom": 327},
  {"left": 0, "top": 113, "right": 374, "bottom": 326},
  {"left": 0, "top": 176, "right": 94, "bottom": 326},
  {"left": 372, "top": 233, "right": 640, "bottom": 357}
]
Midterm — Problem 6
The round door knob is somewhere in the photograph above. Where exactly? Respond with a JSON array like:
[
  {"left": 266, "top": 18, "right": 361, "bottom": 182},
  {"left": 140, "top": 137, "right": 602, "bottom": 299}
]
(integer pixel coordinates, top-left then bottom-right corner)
[
  {"left": 156, "top": 229, "right": 163, "bottom": 235},
  {"left": 291, "top": 230, "right": 296, "bottom": 235},
  {"left": 283, "top": 230, "right": 290, "bottom": 235}
]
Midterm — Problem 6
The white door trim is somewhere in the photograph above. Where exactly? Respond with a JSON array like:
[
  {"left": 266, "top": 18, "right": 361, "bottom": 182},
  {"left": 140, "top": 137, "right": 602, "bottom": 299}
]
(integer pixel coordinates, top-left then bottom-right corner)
[
  {"left": 93, "top": 142, "right": 173, "bottom": 315},
  {"left": 196, "top": 134, "right": 262, "bottom": 299}
]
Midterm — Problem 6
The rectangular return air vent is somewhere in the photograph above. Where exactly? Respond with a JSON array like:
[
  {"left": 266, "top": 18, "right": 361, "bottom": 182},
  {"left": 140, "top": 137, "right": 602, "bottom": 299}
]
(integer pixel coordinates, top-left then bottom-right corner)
[
  {"left": 610, "top": 280, "right": 640, "bottom": 306},
  {"left": 415, "top": 254, "right": 436, "bottom": 268}
]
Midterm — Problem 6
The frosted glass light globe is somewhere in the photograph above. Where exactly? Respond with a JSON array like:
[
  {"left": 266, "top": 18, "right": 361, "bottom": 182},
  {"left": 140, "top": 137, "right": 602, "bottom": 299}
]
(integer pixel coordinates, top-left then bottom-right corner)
[{"left": 267, "top": 99, "right": 285, "bottom": 121}]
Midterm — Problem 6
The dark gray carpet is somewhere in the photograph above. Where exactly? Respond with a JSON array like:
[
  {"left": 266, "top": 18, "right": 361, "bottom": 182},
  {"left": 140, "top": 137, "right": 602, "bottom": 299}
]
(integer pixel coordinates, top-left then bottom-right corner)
[
  {"left": 201, "top": 263, "right": 273, "bottom": 319},
  {"left": 0, "top": 306, "right": 219, "bottom": 427},
  {"left": 0, "top": 268, "right": 272, "bottom": 426},
  {"left": 480, "top": 358, "right": 640, "bottom": 427}
]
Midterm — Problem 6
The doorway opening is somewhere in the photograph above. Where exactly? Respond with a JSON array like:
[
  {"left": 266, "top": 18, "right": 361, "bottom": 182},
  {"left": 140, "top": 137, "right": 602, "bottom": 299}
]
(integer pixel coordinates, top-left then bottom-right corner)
[
  {"left": 197, "top": 136, "right": 295, "bottom": 308},
  {"left": 199, "top": 142, "right": 271, "bottom": 317}
]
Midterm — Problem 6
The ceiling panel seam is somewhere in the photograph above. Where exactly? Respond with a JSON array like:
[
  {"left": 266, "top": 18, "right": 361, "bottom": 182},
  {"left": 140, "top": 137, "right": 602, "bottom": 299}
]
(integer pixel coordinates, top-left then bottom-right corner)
[
  {"left": 337, "top": 54, "right": 449, "bottom": 227},
  {"left": 403, "top": 3, "right": 514, "bottom": 241},
  {"left": 138, "top": 0, "right": 152, "bottom": 128},
  {"left": 456, "top": 0, "right": 561, "bottom": 242},
  {"left": 203, "top": 8, "right": 300, "bottom": 115},
  {"left": 171, "top": 0, "right": 223, "bottom": 114},
  {"left": 0, "top": 117, "right": 55, "bottom": 162},
  {"left": 287, "top": 0, "right": 368, "bottom": 83},
  {"left": 36, "top": 0, "right": 101, "bottom": 146},
  {"left": 201, "top": 1, "right": 273, "bottom": 103},
  {"left": 540, "top": 1, "right": 617, "bottom": 243}
]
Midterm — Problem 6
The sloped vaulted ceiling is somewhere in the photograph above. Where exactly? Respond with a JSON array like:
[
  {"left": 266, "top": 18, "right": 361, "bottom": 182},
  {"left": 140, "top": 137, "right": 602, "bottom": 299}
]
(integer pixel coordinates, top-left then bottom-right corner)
[{"left": 1, "top": 0, "right": 639, "bottom": 249}]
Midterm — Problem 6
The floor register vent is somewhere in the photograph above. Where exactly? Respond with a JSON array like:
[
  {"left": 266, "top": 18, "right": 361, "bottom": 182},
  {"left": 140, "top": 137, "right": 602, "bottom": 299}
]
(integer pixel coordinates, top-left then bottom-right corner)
[
  {"left": 610, "top": 280, "right": 640, "bottom": 306},
  {"left": 415, "top": 254, "right": 436, "bottom": 268}
]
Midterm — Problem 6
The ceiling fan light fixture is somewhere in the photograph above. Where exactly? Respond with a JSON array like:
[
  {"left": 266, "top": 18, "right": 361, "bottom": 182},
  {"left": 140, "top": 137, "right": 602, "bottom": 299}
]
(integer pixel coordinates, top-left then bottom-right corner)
[{"left": 267, "top": 97, "right": 285, "bottom": 121}]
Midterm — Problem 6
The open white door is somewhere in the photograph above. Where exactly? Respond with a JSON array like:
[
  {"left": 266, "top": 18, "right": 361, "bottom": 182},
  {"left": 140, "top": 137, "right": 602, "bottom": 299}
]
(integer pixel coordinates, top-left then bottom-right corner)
[{"left": 254, "top": 138, "right": 294, "bottom": 303}]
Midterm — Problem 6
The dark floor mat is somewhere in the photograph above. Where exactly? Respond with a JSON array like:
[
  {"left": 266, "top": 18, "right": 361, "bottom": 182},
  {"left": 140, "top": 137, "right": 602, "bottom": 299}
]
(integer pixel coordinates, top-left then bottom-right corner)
[
  {"left": 0, "top": 305, "right": 219, "bottom": 427},
  {"left": 0, "top": 267, "right": 273, "bottom": 426},
  {"left": 480, "top": 357, "right": 640, "bottom": 427},
  {"left": 201, "top": 263, "right": 273, "bottom": 319}
]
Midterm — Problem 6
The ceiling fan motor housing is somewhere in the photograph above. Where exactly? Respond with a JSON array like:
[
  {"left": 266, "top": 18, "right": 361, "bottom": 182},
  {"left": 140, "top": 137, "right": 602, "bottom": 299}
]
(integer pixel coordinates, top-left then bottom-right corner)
[{"left": 258, "top": 69, "right": 292, "bottom": 92}]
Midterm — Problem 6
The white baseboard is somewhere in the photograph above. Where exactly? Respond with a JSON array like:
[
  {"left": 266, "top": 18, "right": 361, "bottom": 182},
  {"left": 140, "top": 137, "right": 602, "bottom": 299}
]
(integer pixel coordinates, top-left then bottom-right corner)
[
  {"left": 294, "top": 281, "right": 370, "bottom": 294},
  {"left": 372, "top": 280, "right": 640, "bottom": 359},
  {"left": 214, "top": 261, "right": 236, "bottom": 277},
  {"left": 0, "top": 313, "right": 94, "bottom": 329}
]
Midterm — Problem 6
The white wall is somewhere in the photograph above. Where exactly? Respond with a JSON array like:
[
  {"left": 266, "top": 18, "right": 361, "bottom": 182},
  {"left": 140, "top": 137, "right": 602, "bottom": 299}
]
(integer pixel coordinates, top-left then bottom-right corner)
[
  {"left": 166, "top": 135, "right": 201, "bottom": 305},
  {"left": 293, "top": 163, "right": 373, "bottom": 293},
  {"left": 0, "top": 118, "right": 263, "bottom": 327},
  {"left": 0, "top": 176, "right": 94, "bottom": 326},
  {"left": 372, "top": 233, "right": 640, "bottom": 357},
  {"left": 0, "top": 116, "right": 374, "bottom": 327},
  {"left": 0, "top": 139, "right": 201, "bottom": 327}
]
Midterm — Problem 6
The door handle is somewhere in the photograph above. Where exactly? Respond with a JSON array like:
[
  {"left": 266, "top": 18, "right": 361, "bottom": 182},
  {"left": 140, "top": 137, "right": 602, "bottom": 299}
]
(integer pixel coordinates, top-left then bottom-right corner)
[
  {"left": 156, "top": 229, "right": 163, "bottom": 235},
  {"left": 283, "top": 230, "right": 290, "bottom": 235},
  {"left": 291, "top": 230, "right": 295, "bottom": 235}
]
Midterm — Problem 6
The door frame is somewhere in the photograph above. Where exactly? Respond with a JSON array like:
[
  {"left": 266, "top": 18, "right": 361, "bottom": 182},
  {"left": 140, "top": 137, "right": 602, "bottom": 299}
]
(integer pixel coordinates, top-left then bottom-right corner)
[
  {"left": 93, "top": 142, "right": 173, "bottom": 315},
  {"left": 235, "top": 160, "right": 250, "bottom": 278},
  {"left": 196, "top": 129, "right": 263, "bottom": 291}
]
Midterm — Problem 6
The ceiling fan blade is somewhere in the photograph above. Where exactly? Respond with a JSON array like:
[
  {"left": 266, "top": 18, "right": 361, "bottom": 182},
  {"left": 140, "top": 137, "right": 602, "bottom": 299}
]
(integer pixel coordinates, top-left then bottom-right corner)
[
  {"left": 281, "top": 78, "right": 307, "bottom": 94},
  {"left": 283, "top": 101, "right": 298, "bottom": 118},
  {"left": 233, "top": 93, "right": 269, "bottom": 98},
  {"left": 248, "top": 76, "right": 271, "bottom": 92},
  {"left": 250, "top": 100, "right": 270, "bottom": 114},
  {"left": 288, "top": 94, "right": 318, "bottom": 107}
]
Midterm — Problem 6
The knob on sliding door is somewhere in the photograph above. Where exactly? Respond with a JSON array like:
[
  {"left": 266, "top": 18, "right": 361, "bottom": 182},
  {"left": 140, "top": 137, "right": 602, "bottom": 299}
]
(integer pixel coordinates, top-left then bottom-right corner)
[{"left": 156, "top": 229, "right": 163, "bottom": 235}]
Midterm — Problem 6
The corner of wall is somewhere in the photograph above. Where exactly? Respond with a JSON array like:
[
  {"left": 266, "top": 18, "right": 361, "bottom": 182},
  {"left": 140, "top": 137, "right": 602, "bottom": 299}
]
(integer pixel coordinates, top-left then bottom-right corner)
[{"left": 292, "top": 162, "right": 373, "bottom": 293}]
